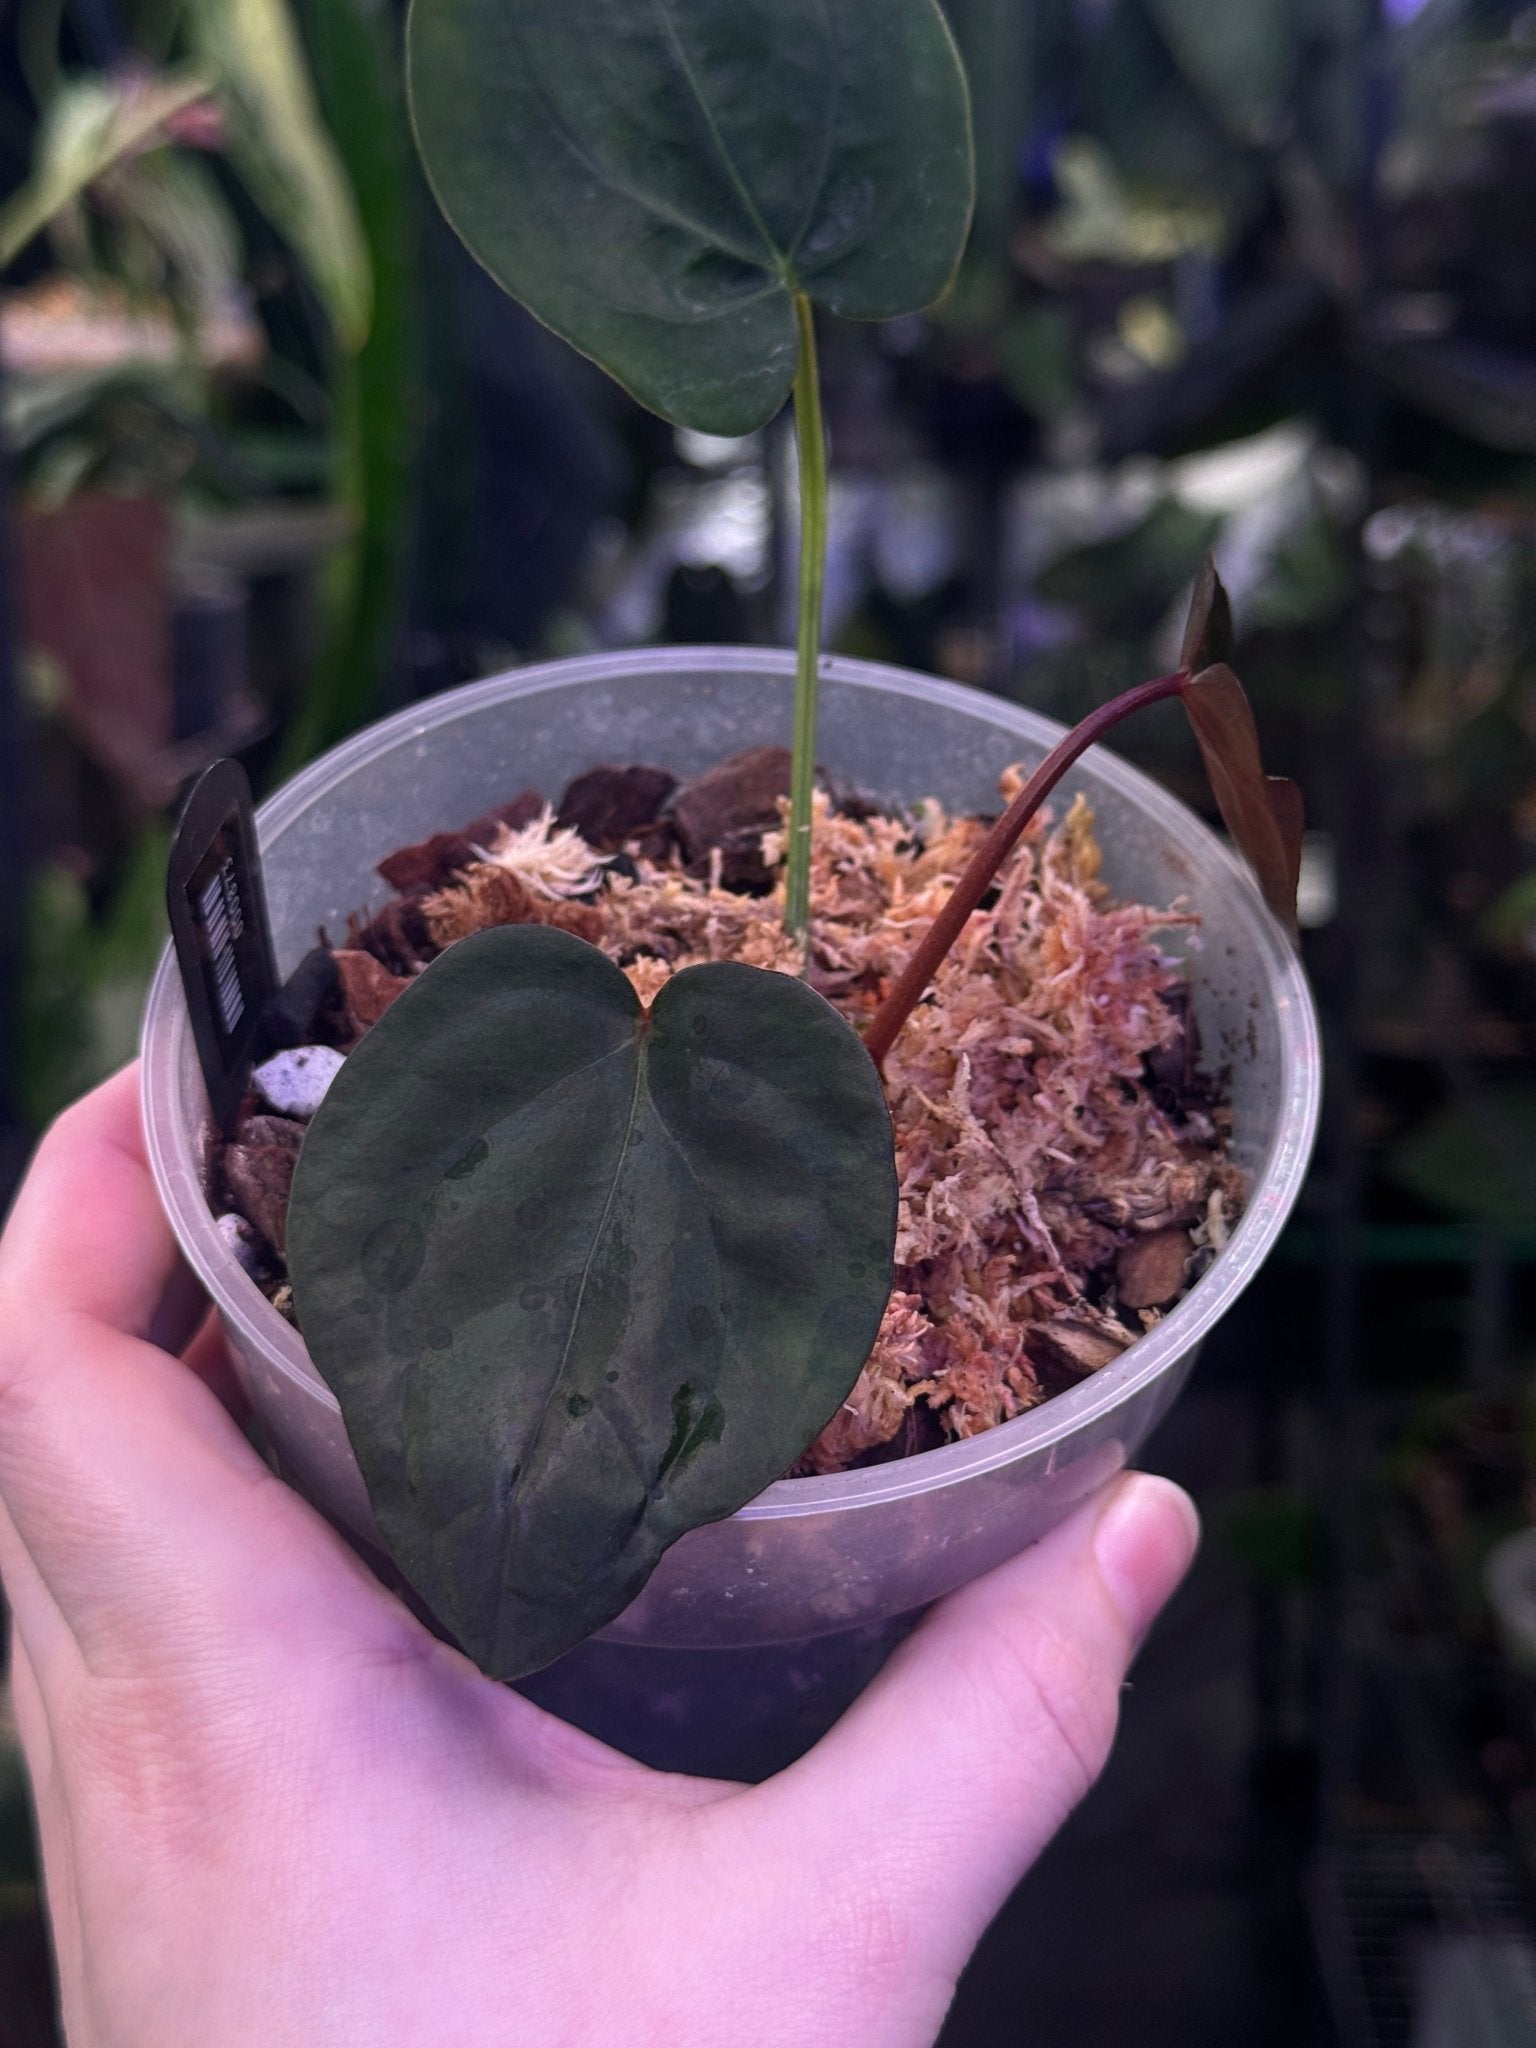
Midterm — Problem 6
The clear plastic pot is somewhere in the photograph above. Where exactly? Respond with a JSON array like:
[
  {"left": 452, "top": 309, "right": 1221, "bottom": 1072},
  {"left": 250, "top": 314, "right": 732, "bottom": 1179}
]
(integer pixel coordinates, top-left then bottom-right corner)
[{"left": 141, "top": 649, "right": 1319, "bottom": 1768}]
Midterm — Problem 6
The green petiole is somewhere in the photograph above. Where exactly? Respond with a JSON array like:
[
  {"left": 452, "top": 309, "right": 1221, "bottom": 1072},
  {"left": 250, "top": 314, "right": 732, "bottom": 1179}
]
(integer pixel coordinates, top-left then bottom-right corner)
[{"left": 783, "top": 291, "right": 827, "bottom": 944}]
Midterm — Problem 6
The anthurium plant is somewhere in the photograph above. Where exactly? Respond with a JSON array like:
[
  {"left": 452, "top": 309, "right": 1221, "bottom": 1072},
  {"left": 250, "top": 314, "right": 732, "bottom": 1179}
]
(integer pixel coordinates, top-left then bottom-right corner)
[{"left": 284, "top": 0, "right": 1301, "bottom": 1682}]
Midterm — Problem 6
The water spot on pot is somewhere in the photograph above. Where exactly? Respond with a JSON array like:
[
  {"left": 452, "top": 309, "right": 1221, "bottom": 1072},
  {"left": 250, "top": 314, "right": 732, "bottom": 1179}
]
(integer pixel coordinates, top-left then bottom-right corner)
[
  {"left": 567, "top": 1393, "right": 592, "bottom": 1418},
  {"left": 445, "top": 1137, "right": 489, "bottom": 1180},
  {"left": 687, "top": 1304, "right": 717, "bottom": 1344},
  {"left": 866, "top": 1238, "right": 888, "bottom": 1264},
  {"left": 515, "top": 1196, "right": 542, "bottom": 1229},
  {"left": 425, "top": 1324, "right": 453, "bottom": 1352},
  {"left": 605, "top": 1369, "right": 620, "bottom": 1383},
  {"left": 690, "top": 1011, "right": 710, "bottom": 1038},
  {"left": 519, "top": 1285, "right": 547, "bottom": 1312},
  {"left": 360, "top": 1218, "right": 426, "bottom": 1295}
]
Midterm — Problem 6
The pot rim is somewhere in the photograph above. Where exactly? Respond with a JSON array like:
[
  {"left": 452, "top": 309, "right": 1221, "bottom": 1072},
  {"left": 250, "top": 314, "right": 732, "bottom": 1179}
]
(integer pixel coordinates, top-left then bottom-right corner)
[{"left": 141, "top": 645, "right": 1322, "bottom": 1520}]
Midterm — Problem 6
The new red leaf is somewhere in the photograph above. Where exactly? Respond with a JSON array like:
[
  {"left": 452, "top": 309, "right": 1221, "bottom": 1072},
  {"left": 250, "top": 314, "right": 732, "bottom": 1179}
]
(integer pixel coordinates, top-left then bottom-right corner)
[
  {"left": 1178, "top": 553, "right": 1235, "bottom": 675},
  {"left": 1181, "top": 662, "right": 1302, "bottom": 935}
]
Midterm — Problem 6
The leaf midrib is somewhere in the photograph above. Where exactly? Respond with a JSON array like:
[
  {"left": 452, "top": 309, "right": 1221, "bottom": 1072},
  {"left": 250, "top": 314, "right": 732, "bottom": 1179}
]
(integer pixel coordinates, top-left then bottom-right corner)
[
  {"left": 653, "top": 0, "right": 792, "bottom": 282},
  {"left": 508, "top": 9, "right": 775, "bottom": 274},
  {"left": 484, "top": 1029, "right": 646, "bottom": 1655}
]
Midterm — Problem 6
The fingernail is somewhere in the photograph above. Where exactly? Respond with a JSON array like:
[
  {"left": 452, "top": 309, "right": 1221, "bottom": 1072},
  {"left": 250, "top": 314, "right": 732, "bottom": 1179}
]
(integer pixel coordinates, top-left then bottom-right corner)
[{"left": 1093, "top": 1474, "right": 1200, "bottom": 1643}]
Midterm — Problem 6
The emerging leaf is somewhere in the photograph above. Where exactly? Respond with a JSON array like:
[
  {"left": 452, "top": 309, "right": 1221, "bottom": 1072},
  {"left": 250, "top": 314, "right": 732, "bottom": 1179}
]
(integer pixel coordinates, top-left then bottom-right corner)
[
  {"left": 1178, "top": 552, "right": 1235, "bottom": 675},
  {"left": 1181, "top": 663, "right": 1303, "bottom": 934},
  {"left": 286, "top": 925, "right": 897, "bottom": 1678},
  {"left": 406, "top": 0, "right": 975, "bottom": 433}
]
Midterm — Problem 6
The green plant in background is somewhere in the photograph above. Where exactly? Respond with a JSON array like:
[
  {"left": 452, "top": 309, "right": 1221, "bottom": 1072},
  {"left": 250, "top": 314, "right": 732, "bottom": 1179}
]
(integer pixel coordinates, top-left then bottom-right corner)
[
  {"left": 4, "top": 0, "right": 413, "bottom": 1122},
  {"left": 0, "top": 67, "right": 216, "bottom": 272},
  {"left": 1, "top": 0, "right": 372, "bottom": 457},
  {"left": 184, "top": 0, "right": 371, "bottom": 353},
  {"left": 0, "top": 54, "right": 246, "bottom": 507},
  {"left": 279, "top": 0, "right": 418, "bottom": 767}
]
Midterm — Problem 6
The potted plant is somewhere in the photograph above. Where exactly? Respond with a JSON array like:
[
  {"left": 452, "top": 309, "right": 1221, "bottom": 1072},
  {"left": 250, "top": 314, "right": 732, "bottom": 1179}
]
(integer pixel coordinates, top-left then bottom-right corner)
[{"left": 141, "top": 0, "right": 1320, "bottom": 1768}]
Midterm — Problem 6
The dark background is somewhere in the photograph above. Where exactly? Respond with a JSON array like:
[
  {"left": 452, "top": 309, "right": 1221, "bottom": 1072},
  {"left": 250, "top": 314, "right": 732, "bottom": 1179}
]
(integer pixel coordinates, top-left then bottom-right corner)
[{"left": 4, "top": 1, "right": 1536, "bottom": 2041}]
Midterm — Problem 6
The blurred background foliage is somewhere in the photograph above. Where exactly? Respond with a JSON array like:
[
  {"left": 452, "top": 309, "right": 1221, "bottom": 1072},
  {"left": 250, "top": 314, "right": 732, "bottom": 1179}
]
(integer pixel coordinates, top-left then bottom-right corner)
[{"left": 3, "top": 1, "right": 1536, "bottom": 2042}]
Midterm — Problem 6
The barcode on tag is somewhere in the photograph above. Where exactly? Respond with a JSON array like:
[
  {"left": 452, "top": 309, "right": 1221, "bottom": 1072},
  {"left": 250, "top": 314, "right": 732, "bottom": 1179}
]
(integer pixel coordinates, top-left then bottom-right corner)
[
  {"left": 167, "top": 759, "right": 279, "bottom": 1131},
  {"left": 198, "top": 857, "right": 247, "bottom": 1033}
]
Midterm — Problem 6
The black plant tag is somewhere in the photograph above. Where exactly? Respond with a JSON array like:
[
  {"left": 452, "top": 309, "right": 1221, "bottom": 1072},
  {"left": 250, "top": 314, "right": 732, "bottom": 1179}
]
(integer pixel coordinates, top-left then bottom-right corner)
[{"left": 166, "top": 758, "right": 279, "bottom": 1131}]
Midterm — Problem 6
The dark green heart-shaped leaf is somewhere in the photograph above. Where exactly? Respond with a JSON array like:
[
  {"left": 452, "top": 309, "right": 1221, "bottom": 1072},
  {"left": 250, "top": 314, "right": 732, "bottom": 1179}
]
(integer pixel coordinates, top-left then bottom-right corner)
[
  {"left": 406, "top": 0, "right": 974, "bottom": 433},
  {"left": 287, "top": 925, "right": 897, "bottom": 1678}
]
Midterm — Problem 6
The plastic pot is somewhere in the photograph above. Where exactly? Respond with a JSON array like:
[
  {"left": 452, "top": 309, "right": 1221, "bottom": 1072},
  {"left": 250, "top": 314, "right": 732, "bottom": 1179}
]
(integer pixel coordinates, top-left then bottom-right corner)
[{"left": 141, "top": 648, "right": 1319, "bottom": 1769}]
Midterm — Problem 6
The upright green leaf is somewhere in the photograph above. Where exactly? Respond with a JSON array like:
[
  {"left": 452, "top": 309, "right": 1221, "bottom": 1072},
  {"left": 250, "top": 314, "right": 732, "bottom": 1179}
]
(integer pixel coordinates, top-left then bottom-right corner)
[
  {"left": 188, "top": 0, "right": 372, "bottom": 350},
  {"left": 281, "top": 0, "right": 419, "bottom": 767},
  {"left": 1145, "top": 0, "right": 1299, "bottom": 148},
  {"left": 287, "top": 926, "right": 897, "bottom": 1678},
  {"left": 406, "top": 0, "right": 974, "bottom": 433},
  {"left": 1081, "top": 3, "right": 1256, "bottom": 226}
]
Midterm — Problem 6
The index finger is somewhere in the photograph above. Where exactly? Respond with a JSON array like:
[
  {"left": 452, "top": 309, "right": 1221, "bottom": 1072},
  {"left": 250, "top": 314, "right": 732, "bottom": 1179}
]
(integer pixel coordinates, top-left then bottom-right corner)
[
  {"left": 0, "top": 1064, "right": 184, "bottom": 1335},
  {"left": 0, "top": 1070, "right": 413, "bottom": 1677},
  {"left": 0, "top": 1073, "right": 267, "bottom": 1647}
]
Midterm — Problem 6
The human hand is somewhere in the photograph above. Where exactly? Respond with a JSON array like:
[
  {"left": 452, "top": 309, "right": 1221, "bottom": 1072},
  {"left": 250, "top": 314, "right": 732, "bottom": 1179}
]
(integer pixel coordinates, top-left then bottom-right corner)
[{"left": 0, "top": 1068, "right": 1197, "bottom": 2048}]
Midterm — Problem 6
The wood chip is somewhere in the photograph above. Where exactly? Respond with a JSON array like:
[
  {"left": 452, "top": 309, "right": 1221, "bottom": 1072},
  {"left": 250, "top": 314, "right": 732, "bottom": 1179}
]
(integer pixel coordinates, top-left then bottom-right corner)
[
  {"left": 556, "top": 763, "right": 676, "bottom": 849},
  {"left": 672, "top": 745, "right": 791, "bottom": 887},
  {"left": 375, "top": 792, "right": 543, "bottom": 893},
  {"left": 1116, "top": 1227, "right": 1193, "bottom": 1309},
  {"left": 1032, "top": 1319, "right": 1134, "bottom": 1377},
  {"left": 333, "top": 949, "right": 411, "bottom": 1036}
]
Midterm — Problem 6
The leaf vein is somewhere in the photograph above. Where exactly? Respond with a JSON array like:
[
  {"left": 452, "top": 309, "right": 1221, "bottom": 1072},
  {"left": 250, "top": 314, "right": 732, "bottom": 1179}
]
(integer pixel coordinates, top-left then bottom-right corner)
[
  {"left": 785, "top": 0, "right": 840, "bottom": 269},
  {"left": 652, "top": 0, "right": 787, "bottom": 274},
  {"left": 486, "top": 1039, "right": 648, "bottom": 1659},
  {"left": 511, "top": 16, "right": 774, "bottom": 272}
]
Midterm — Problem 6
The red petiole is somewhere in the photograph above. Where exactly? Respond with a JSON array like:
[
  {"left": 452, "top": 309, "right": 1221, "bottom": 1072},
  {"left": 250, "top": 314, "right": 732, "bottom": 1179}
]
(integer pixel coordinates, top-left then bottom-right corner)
[{"left": 862, "top": 669, "right": 1189, "bottom": 1070}]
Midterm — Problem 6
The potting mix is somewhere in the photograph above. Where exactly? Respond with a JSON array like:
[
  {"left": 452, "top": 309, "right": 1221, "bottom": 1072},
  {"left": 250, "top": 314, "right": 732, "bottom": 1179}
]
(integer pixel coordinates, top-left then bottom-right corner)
[{"left": 210, "top": 746, "right": 1242, "bottom": 1476}]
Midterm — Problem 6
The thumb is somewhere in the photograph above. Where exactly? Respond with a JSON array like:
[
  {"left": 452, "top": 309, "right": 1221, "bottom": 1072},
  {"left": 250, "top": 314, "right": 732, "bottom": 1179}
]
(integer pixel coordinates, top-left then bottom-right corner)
[{"left": 766, "top": 1473, "right": 1198, "bottom": 1972}]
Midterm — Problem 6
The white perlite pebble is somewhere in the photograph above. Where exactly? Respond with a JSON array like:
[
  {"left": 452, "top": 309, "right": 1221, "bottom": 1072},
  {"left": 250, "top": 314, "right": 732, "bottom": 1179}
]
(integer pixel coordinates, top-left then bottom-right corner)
[
  {"left": 216, "top": 1212, "right": 267, "bottom": 1278},
  {"left": 252, "top": 1044, "right": 345, "bottom": 1120}
]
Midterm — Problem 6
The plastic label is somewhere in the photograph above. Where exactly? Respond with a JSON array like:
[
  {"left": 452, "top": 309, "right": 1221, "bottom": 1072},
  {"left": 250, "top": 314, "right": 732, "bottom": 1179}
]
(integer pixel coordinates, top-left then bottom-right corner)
[{"left": 166, "top": 758, "right": 279, "bottom": 1130}]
